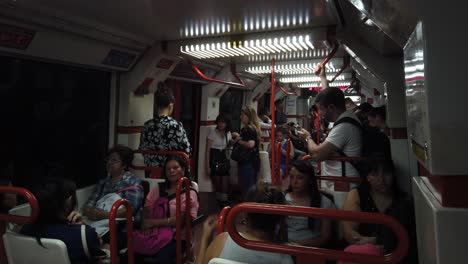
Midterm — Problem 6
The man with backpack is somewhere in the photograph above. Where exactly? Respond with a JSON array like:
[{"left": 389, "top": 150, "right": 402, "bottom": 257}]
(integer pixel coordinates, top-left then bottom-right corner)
[{"left": 298, "top": 87, "right": 362, "bottom": 191}]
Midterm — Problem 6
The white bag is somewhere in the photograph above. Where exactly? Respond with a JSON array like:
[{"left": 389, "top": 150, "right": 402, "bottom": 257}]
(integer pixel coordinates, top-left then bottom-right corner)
[{"left": 86, "top": 185, "right": 141, "bottom": 236}]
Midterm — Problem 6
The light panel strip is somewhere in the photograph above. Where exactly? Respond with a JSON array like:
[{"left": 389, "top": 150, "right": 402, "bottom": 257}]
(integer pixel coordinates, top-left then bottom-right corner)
[
  {"left": 297, "top": 81, "right": 351, "bottom": 88},
  {"left": 181, "top": 34, "right": 317, "bottom": 59}
]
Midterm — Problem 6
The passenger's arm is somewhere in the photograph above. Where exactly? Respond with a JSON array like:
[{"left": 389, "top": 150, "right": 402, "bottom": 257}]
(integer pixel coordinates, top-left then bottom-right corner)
[
  {"left": 195, "top": 215, "right": 218, "bottom": 264},
  {"left": 342, "top": 189, "right": 376, "bottom": 245},
  {"left": 206, "top": 138, "right": 214, "bottom": 176},
  {"left": 177, "top": 122, "right": 192, "bottom": 157},
  {"left": 202, "top": 232, "right": 228, "bottom": 264},
  {"left": 319, "top": 66, "right": 329, "bottom": 89},
  {"left": 238, "top": 139, "right": 256, "bottom": 149},
  {"left": 297, "top": 129, "right": 338, "bottom": 161},
  {"left": 292, "top": 218, "right": 332, "bottom": 247},
  {"left": 82, "top": 182, "right": 104, "bottom": 217}
]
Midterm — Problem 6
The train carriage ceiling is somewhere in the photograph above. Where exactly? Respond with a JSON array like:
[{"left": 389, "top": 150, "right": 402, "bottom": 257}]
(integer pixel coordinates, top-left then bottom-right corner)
[{"left": 0, "top": 0, "right": 418, "bottom": 91}]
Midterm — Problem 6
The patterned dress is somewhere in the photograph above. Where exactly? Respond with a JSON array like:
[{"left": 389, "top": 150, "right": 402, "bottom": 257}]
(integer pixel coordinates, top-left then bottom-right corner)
[{"left": 139, "top": 115, "right": 191, "bottom": 168}]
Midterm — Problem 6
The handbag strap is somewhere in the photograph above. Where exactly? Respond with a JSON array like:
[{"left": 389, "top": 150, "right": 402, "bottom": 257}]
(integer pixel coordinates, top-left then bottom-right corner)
[
  {"left": 81, "top": 225, "right": 91, "bottom": 259},
  {"left": 224, "top": 132, "right": 229, "bottom": 159}
]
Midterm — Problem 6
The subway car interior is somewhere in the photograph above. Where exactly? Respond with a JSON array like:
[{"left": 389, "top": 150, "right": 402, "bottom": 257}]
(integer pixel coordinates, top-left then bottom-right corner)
[{"left": 0, "top": 0, "right": 467, "bottom": 263}]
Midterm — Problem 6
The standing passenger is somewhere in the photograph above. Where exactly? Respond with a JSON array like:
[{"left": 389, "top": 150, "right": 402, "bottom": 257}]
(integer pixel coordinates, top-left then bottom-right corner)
[
  {"left": 206, "top": 114, "right": 232, "bottom": 207},
  {"left": 139, "top": 82, "right": 191, "bottom": 176},
  {"left": 231, "top": 106, "right": 261, "bottom": 195},
  {"left": 298, "top": 87, "right": 362, "bottom": 191},
  {"left": 274, "top": 100, "right": 288, "bottom": 126},
  {"left": 275, "top": 127, "right": 295, "bottom": 190}
]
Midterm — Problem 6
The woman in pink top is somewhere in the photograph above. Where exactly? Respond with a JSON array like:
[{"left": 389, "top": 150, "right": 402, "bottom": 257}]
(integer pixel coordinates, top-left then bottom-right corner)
[{"left": 140, "top": 155, "right": 199, "bottom": 262}]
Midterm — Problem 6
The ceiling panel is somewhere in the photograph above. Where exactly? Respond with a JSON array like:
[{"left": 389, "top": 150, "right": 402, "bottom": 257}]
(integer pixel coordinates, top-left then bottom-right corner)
[{"left": 8, "top": 0, "right": 340, "bottom": 41}]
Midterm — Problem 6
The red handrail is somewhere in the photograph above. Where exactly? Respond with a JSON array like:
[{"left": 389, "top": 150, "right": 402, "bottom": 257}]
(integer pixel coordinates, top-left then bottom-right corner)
[
  {"left": 278, "top": 85, "right": 298, "bottom": 96},
  {"left": 330, "top": 56, "right": 350, "bottom": 83},
  {"left": 270, "top": 58, "right": 276, "bottom": 186},
  {"left": 132, "top": 150, "right": 192, "bottom": 177},
  {"left": 0, "top": 187, "right": 39, "bottom": 264},
  {"left": 314, "top": 43, "right": 339, "bottom": 76},
  {"left": 217, "top": 206, "right": 231, "bottom": 235},
  {"left": 188, "top": 60, "right": 246, "bottom": 88},
  {"left": 225, "top": 203, "right": 409, "bottom": 264},
  {"left": 176, "top": 177, "right": 192, "bottom": 264},
  {"left": 109, "top": 199, "right": 134, "bottom": 264}
]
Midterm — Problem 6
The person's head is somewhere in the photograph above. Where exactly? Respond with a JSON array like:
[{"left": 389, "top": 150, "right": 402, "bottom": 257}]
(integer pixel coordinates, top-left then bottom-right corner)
[
  {"left": 258, "top": 107, "right": 271, "bottom": 122},
  {"left": 215, "top": 113, "right": 231, "bottom": 132},
  {"left": 345, "top": 98, "right": 357, "bottom": 111},
  {"left": 288, "top": 160, "right": 320, "bottom": 206},
  {"left": 357, "top": 102, "right": 373, "bottom": 115},
  {"left": 368, "top": 106, "right": 386, "bottom": 129},
  {"left": 32, "top": 177, "right": 77, "bottom": 245},
  {"left": 163, "top": 155, "right": 189, "bottom": 187},
  {"left": 106, "top": 145, "right": 134, "bottom": 176},
  {"left": 275, "top": 100, "right": 284, "bottom": 112},
  {"left": 155, "top": 82, "right": 175, "bottom": 114},
  {"left": 363, "top": 158, "right": 396, "bottom": 194},
  {"left": 315, "top": 87, "right": 346, "bottom": 122},
  {"left": 240, "top": 106, "right": 261, "bottom": 137},
  {"left": 276, "top": 127, "right": 288, "bottom": 142},
  {"left": 244, "top": 183, "right": 286, "bottom": 241}
]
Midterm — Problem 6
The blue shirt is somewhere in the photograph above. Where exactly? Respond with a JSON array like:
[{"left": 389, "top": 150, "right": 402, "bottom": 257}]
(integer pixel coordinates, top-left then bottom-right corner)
[
  {"left": 21, "top": 223, "right": 104, "bottom": 264},
  {"left": 84, "top": 171, "right": 144, "bottom": 212}
]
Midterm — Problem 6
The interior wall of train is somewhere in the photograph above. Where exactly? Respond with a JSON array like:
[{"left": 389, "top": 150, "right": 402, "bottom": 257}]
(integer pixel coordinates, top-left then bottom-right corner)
[{"left": 1, "top": 0, "right": 468, "bottom": 263}]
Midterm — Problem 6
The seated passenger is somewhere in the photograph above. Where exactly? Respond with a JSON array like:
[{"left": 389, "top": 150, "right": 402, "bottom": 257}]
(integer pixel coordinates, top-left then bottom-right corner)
[
  {"left": 342, "top": 158, "right": 417, "bottom": 263},
  {"left": 134, "top": 155, "right": 199, "bottom": 262},
  {"left": 83, "top": 145, "right": 143, "bottom": 221},
  {"left": 196, "top": 183, "right": 294, "bottom": 264},
  {"left": 284, "top": 160, "right": 334, "bottom": 247},
  {"left": 21, "top": 177, "right": 106, "bottom": 264}
]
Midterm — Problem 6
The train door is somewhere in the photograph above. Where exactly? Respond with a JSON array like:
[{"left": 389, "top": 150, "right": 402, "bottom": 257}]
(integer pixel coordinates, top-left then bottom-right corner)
[{"left": 220, "top": 89, "right": 243, "bottom": 133}]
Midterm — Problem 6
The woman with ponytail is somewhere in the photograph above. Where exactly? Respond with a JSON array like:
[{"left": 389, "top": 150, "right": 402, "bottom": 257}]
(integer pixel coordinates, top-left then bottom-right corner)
[{"left": 139, "top": 82, "right": 191, "bottom": 173}]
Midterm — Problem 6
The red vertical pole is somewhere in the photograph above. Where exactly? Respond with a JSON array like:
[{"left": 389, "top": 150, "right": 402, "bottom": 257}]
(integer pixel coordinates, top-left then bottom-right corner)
[{"left": 270, "top": 58, "right": 276, "bottom": 185}]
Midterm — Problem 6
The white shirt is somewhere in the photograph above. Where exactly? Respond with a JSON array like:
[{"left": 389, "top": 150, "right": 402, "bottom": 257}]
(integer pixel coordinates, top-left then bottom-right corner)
[
  {"left": 322, "top": 110, "right": 362, "bottom": 191},
  {"left": 285, "top": 193, "right": 335, "bottom": 241},
  {"left": 207, "top": 128, "right": 232, "bottom": 150},
  {"left": 219, "top": 235, "right": 294, "bottom": 264}
]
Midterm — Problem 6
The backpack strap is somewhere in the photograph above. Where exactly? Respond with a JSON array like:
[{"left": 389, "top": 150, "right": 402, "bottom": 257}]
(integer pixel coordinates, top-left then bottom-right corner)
[
  {"left": 332, "top": 117, "right": 362, "bottom": 177},
  {"left": 81, "top": 225, "right": 91, "bottom": 259}
]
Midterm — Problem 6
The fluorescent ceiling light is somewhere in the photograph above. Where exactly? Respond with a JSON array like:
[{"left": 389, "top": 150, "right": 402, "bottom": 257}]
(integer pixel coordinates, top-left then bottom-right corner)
[
  {"left": 244, "top": 60, "right": 342, "bottom": 75},
  {"left": 297, "top": 81, "right": 351, "bottom": 88},
  {"left": 181, "top": 34, "right": 317, "bottom": 59},
  {"left": 280, "top": 75, "right": 346, "bottom": 83}
]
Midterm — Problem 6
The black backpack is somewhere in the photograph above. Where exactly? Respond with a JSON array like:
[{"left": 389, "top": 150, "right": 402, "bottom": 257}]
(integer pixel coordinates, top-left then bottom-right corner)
[{"left": 333, "top": 117, "right": 391, "bottom": 176}]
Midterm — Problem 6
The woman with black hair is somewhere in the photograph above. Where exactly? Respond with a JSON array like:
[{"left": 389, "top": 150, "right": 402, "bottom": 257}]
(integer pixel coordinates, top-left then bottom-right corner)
[
  {"left": 206, "top": 113, "right": 232, "bottom": 207},
  {"left": 284, "top": 160, "right": 335, "bottom": 247},
  {"left": 20, "top": 178, "right": 106, "bottom": 263},
  {"left": 342, "top": 158, "right": 417, "bottom": 263},
  {"left": 195, "top": 183, "right": 293, "bottom": 264},
  {"left": 136, "top": 155, "right": 199, "bottom": 262},
  {"left": 139, "top": 82, "right": 191, "bottom": 173},
  {"left": 83, "top": 145, "right": 143, "bottom": 221}
]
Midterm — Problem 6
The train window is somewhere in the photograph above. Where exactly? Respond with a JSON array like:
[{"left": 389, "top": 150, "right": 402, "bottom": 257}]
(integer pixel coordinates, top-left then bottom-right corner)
[
  {"left": 220, "top": 89, "right": 243, "bottom": 133},
  {"left": 0, "top": 56, "right": 110, "bottom": 189}
]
